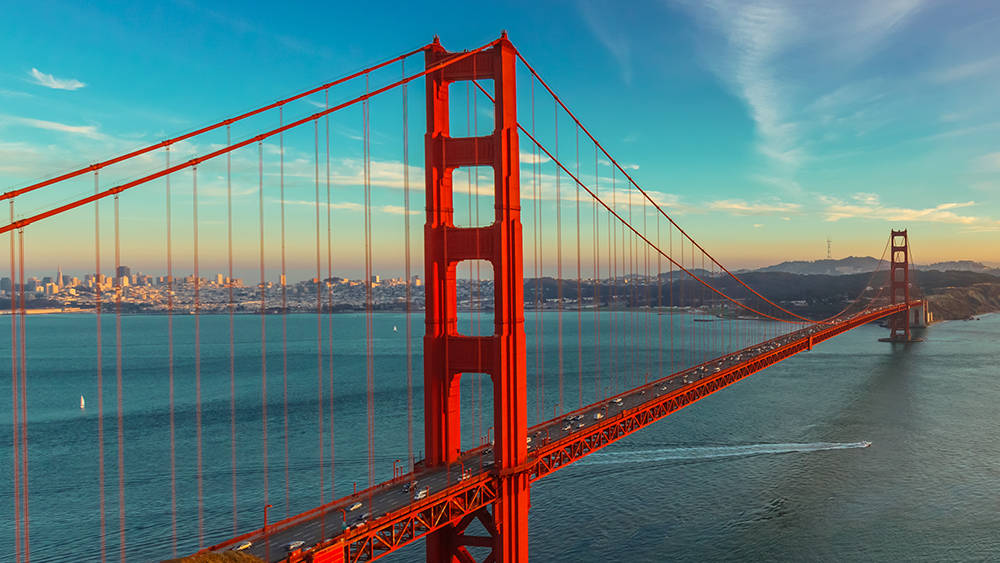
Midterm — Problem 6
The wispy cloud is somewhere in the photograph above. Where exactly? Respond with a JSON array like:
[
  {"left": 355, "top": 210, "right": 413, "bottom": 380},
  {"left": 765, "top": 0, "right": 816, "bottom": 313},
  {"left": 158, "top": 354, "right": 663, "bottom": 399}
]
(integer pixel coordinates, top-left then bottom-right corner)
[
  {"left": 674, "top": 0, "right": 924, "bottom": 185},
  {"left": 1, "top": 115, "right": 104, "bottom": 139},
  {"left": 519, "top": 151, "right": 550, "bottom": 165},
  {"left": 822, "top": 192, "right": 980, "bottom": 224},
  {"left": 579, "top": 0, "right": 633, "bottom": 84},
  {"left": 929, "top": 54, "right": 1000, "bottom": 83},
  {"left": 0, "top": 88, "right": 32, "bottom": 98},
  {"left": 707, "top": 199, "right": 801, "bottom": 215},
  {"left": 282, "top": 199, "right": 418, "bottom": 216},
  {"left": 972, "top": 152, "right": 1000, "bottom": 172},
  {"left": 28, "top": 68, "right": 86, "bottom": 91},
  {"left": 597, "top": 158, "right": 639, "bottom": 171},
  {"left": 676, "top": 1, "right": 802, "bottom": 171},
  {"left": 380, "top": 204, "right": 420, "bottom": 216}
]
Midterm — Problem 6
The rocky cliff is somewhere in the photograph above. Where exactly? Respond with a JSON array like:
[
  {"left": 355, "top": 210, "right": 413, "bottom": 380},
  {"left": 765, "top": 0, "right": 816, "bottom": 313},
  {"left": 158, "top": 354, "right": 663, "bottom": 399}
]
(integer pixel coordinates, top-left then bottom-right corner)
[{"left": 926, "top": 283, "right": 1000, "bottom": 320}]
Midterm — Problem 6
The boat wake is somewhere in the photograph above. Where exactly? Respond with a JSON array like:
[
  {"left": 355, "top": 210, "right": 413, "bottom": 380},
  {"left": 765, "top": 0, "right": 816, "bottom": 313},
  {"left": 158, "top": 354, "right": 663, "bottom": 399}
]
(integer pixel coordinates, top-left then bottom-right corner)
[{"left": 578, "top": 441, "right": 870, "bottom": 466}]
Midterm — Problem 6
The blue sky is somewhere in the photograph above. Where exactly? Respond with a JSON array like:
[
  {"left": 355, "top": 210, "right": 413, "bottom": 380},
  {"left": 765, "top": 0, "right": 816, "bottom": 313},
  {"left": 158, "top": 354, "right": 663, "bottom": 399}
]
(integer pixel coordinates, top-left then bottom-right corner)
[{"left": 1, "top": 0, "right": 998, "bottom": 279}]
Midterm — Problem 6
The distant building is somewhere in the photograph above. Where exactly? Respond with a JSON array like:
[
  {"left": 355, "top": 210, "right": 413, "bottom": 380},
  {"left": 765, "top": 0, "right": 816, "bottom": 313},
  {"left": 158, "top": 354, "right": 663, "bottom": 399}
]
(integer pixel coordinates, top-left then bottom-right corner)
[
  {"left": 371, "top": 274, "right": 381, "bottom": 284},
  {"left": 117, "top": 265, "right": 131, "bottom": 280}
]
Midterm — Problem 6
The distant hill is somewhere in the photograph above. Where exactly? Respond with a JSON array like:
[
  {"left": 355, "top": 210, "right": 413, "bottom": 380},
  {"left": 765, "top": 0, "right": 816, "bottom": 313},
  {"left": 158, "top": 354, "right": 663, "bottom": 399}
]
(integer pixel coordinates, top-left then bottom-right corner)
[
  {"left": 917, "top": 260, "right": 995, "bottom": 274},
  {"left": 755, "top": 257, "right": 999, "bottom": 277},
  {"left": 755, "top": 256, "right": 881, "bottom": 275}
]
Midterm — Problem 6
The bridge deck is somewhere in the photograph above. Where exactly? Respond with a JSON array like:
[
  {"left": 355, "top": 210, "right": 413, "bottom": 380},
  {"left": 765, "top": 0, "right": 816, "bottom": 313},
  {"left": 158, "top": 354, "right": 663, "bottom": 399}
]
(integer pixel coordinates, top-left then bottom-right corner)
[{"left": 203, "top": 303, "right": 915, "bottom": 563}]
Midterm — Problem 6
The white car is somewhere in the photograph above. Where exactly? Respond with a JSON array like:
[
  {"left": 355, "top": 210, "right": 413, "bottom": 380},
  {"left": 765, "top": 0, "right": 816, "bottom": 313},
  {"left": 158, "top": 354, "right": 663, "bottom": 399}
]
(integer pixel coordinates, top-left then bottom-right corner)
[
  {"left": 593, "top": 412, "right": 604, "bottom": 420},
  {"left": 284, "top": 540, "right": 305, "bottom": 552},
  {"left": 414, "top": 487, "right": 429, "bottom": 500}
]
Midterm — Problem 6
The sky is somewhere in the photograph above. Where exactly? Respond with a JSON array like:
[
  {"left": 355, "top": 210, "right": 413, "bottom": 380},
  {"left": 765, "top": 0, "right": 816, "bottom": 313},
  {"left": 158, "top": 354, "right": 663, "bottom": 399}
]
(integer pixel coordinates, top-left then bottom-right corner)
[{"left": 1, "top": 0, "right": 999, "bottom": 280}]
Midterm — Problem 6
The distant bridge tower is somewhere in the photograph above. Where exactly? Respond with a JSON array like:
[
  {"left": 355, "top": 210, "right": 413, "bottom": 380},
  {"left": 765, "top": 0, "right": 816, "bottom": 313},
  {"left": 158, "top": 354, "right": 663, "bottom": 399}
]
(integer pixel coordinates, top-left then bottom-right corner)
[
  {"left": 424, "top": 33, "right": 529, "bottom": 563},
  {"left": 888, "top": 229, "right": 911, "bottom": 342},
  {"left": 826, "top": 237, "right": 832, "bottom": 260}
]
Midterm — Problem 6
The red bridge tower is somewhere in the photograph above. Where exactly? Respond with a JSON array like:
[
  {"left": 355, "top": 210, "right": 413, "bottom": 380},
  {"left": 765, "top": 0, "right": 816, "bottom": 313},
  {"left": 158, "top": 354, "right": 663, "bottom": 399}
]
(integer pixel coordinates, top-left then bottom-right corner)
[
  {"left": 888, "top": 229, "right": 912, "bottom": 342},
  {"left": 423, "top": 34, "right": 529, "bottom": 562}
]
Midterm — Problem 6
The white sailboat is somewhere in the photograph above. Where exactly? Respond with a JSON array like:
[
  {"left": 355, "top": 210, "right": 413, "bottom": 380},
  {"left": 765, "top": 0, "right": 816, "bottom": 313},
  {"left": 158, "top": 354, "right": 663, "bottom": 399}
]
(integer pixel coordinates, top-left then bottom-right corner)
[{"left": 80, "top": 395, "right": 85, "bottom": 409}]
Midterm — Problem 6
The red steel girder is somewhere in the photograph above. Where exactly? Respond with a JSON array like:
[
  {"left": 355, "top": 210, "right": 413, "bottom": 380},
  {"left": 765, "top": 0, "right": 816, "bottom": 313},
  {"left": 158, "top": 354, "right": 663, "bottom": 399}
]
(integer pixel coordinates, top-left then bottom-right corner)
[{"left": 300, "top": 476, "right": 498, "bottom": 563}]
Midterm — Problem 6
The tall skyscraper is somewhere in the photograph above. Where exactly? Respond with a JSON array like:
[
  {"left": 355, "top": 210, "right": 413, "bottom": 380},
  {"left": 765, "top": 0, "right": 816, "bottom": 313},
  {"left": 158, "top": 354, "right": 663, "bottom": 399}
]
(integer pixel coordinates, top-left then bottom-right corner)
[{"left": 57, "top": 264, "right": 63, "bottom": 289}]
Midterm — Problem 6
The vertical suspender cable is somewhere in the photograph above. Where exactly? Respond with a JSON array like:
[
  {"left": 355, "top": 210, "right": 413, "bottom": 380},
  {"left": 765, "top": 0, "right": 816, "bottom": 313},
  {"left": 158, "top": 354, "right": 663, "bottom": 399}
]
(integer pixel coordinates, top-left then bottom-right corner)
[
  {"left": 643, "top": 199, "right": 649, "bottom": 382},
  {"left": 657, "top": 213, "right": 662, "bottom": 378},
  {"left": 628, "top": 185, "right": 635, "bottom": 387},
  {"left": 94, "top": 171, "right": 106, "bottom": 563},
  {"left": 279, "top": 106, "right": 290, "bottom": 519},
  {"left": 678, "top": 237, "right": 684, "bottom": 368},
  {"left": 610, "top": 167, "right": 617, "bottom": 394},
  {"left": 165, "top": 150, "right": 176, "bottom": 556},
  {"left": 313, "top": 120, "right": 325, "bottom": 517},
  {"left": 402, "top": 63, "right": 414, "bottom": 470},
  {"left": 555, "top": 100, "right": 563, "bottom": 415},
  {"left": 530, "top": 75, "right": 541, "bottom": 424},
  {"left": 16, "top": 229, "right": 28, "bottom": 563},
  {"left": 465, "top": 82, "right": 476, "bottom": 442},
  {"left": 192, "top": 165, "right": 204, "bottom": 547},
  {"left": 227, "top": 126, "right": 238, "bottom": 534},
  {"left": 593, "top": 146, "right": 603, "bottom": 401},
  {"left": 575, "top": 125, "right": 582, "bottom": 409},
  {"left": 9, "top": 199, "right": 21, "bottom": 563},
  {"left": 363, "top": 74, "right": 375, "bottom": 493},
  {"left": 258, "top": 141, "right": 269, "bottom": 517},
  {"left": 325, "top": 90, "right": 335, "bottom": 494},
  {"left": 113, "top": 191, "right": 125, "bottom": 561},
  {"left": 473, "top": 68, "right": 483, "bottom": 445}
]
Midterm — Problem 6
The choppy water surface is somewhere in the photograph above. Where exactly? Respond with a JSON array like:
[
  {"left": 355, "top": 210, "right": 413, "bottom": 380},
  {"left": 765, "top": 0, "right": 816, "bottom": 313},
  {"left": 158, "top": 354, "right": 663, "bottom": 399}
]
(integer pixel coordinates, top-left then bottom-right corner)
[{"left": 1, "top": 312, "right": 998, "bottom": 561}]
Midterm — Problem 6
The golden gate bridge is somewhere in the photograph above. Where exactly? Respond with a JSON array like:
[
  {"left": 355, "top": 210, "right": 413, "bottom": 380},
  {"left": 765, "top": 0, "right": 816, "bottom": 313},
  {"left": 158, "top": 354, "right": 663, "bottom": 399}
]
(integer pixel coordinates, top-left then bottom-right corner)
[{"left": 3, "top": 34, "right": 926, "bottom": 563}]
